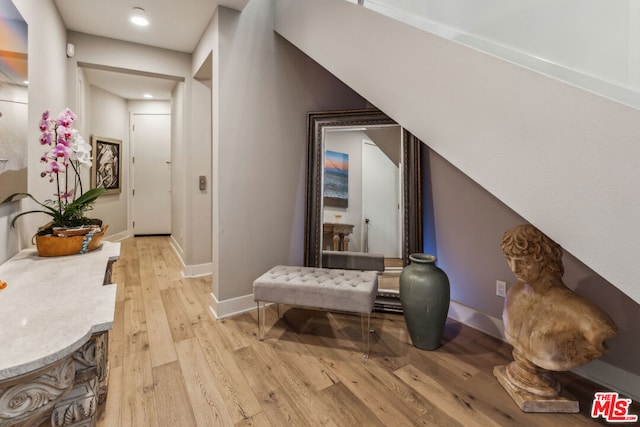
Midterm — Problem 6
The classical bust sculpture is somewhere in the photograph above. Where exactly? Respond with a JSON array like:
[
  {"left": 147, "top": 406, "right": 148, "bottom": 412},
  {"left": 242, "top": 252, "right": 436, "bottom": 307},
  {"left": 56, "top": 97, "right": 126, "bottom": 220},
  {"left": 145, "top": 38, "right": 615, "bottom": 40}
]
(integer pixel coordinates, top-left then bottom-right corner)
[{"left": 494, "top": 224, "right": 617, "bottom": 411}]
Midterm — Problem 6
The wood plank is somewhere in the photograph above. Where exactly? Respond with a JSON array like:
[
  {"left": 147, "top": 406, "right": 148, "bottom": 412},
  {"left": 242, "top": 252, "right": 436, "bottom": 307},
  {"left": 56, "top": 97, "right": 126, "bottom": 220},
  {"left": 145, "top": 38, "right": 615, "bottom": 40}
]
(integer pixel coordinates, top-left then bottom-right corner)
[
  {"left": 175, "top": 338, "right": 235, "bottom": 426},
  {"left": 153, "top": 361, "right": 198, "bottom": 427},
  {"left": 160, "top": 287, "right": 195, "bottom": 342},
  {"left": 120, "top": 346, "right": 158, "bottom": 426},
  {"left": 318, "top": 351, "right": 459, "bottom": 426},
  {"left": 191, "top": 320, "right": 263, "bottom": 423},
  {"left": 395, "top": 363, "right": 502, "bottom": 427},
  {"left": 123, "top": 285, "right": 150, "bottom": 355},
  {"left": 108, "top": 300, "right": 125, "bottom": 369},
  {"left": 232, "top": 344, "right": 329, "bottom": 426},
  {"left": 269, "top": 334, "right": 340, "bottom": 392},
  {"left": 233, "top": 411, "right": 273, "bottom": 427},
  {"left": 98, "top": 365, "right": 122, "bottom": 427},
  {"left": 136, "top": 241, "right": 178, "bottom": 366},
  {"left": 143, "top": 295, "right": 178, "bottom": 367},
  {"left": 318, "top": 382, "right": 386, "bottom": 427},
  {"left": 174, "top": 278, "right": 211, "bottom": 325}
]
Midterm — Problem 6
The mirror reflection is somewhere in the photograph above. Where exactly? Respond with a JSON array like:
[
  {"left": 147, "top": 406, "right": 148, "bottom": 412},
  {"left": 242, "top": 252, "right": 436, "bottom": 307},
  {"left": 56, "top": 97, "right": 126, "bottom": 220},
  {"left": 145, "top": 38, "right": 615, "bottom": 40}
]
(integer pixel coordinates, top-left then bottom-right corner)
[
  {"left": 0, "top": 0, "right": 28, "bottom": 201},
  {"left": 322, "top": 125, "right": 402, "bottom": 267}
]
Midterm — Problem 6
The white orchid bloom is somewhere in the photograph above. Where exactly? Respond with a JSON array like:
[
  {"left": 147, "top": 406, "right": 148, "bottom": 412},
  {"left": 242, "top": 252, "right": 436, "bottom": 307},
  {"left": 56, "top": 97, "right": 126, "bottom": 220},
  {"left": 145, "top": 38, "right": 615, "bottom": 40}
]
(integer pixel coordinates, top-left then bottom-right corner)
[{"left": 70, "top": 131, "right": 93, "bottom": 167}]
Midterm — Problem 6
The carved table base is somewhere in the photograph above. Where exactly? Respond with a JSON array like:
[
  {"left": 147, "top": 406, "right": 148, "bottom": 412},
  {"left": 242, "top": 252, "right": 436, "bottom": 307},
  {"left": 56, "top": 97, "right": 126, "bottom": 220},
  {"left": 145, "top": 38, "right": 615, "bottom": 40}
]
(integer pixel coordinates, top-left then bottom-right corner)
[{"left": 0, "top": 332, "right": 109, "bottom": 426}]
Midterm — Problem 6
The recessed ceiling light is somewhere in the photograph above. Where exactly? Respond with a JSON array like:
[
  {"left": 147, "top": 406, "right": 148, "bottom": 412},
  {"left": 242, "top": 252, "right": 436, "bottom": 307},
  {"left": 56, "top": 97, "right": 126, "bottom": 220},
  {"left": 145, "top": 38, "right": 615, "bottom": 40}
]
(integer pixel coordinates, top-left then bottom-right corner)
[
  {"left": 130, "top": 7, "right": 149, "bottom": 27},
  {"left": 143, "top": 94, "right": 154, "bottom": 99}
]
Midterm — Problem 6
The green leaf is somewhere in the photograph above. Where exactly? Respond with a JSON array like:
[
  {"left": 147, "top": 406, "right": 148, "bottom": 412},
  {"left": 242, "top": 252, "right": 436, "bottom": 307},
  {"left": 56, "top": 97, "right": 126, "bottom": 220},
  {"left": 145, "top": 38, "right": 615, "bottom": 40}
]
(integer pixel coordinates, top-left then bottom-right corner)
[{"left": 10, "top": 209, "right": 58, "bottom": 228}]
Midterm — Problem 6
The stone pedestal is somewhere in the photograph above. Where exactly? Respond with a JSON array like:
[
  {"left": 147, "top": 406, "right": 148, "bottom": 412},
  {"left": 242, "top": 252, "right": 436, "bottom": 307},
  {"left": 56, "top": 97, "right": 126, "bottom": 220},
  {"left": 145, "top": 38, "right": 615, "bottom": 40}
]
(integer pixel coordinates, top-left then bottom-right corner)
[{"left": 494, "top": 365, "right": 579, "bottom": 413}]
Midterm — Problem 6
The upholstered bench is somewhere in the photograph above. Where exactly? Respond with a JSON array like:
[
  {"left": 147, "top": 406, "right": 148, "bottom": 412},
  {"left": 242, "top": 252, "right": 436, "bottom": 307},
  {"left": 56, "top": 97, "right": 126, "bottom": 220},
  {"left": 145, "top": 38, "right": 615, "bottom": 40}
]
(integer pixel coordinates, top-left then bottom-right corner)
[{"left": 253, "top": 265, "right": 379, "bottom": 356}]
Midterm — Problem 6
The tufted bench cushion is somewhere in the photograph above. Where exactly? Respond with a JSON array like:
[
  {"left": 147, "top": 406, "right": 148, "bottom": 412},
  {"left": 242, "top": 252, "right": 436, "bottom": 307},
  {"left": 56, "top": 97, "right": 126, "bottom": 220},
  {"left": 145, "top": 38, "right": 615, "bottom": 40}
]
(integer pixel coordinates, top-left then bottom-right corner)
[{"left": 253, "top": 265, "right": 378, "bottom": 314}]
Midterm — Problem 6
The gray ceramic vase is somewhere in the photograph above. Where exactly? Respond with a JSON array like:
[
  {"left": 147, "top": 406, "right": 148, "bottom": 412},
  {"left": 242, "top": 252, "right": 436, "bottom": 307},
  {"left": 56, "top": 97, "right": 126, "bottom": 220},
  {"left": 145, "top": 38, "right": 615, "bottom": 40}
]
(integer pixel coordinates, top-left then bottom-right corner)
[{"left": 399, "top": 253, "right": 450, "bottom": 350}]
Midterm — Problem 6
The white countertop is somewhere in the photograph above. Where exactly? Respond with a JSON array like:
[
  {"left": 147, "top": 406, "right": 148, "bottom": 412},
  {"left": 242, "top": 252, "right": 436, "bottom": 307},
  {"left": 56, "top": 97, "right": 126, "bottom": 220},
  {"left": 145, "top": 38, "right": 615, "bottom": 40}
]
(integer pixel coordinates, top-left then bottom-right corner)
[{"left": 0, "top": 241, "right": 120, "bottom": 380}]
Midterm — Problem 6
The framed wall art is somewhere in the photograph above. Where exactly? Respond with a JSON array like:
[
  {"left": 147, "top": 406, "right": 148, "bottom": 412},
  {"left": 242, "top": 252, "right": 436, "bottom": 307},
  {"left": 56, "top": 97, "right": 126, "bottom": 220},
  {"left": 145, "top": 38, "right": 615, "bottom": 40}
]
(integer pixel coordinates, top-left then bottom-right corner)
[
  {"left": 323, "top": 150, "right": 349, "bottom": 208},
  {"left": 91, "top": 136, "right": 122, "bottom": 194}
]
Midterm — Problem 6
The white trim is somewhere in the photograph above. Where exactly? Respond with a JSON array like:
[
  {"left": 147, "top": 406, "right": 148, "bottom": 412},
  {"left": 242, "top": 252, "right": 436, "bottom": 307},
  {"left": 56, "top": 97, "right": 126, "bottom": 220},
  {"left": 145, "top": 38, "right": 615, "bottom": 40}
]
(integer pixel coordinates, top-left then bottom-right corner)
[
  {"left": 167, "top": 235, "right": 211, "bottom": 277},
  {"left": 168, "top": 235, "right": 186, "bottom": 274},
  {"left": 208, "top": 292, "right": 256, "bottom": 319},
  {"left": 169, "top": 235, "right": 184, "bottom": 260},
  {"left": 447, "top": 300, "right": 506, "bottom": 342},
  {"left": 573, "top": 360, "right": 640, "bottom": 403},
  {"left": 104, "top": 230, "right": 131, "bottom": 243},
  {"left": 183, "top": 262, "right": 213, "bottom": 278},
  {"left": 447, "top": 300, "right": 640, "bottom": 402}
]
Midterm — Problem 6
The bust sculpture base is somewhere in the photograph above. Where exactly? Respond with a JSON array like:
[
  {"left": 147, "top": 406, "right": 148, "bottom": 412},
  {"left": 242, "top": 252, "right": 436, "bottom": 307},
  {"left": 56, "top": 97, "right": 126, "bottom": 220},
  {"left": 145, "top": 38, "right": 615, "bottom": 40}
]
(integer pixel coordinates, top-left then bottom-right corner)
[{"left": 493, "top": 365, "right": 579, "bottom": 413}]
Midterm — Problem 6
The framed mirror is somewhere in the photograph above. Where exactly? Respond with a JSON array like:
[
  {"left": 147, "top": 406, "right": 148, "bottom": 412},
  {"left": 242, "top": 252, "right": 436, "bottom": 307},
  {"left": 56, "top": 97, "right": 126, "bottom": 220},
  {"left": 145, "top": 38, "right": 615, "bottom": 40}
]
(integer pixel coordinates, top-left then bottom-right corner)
[{"left": 304, "top": 109, "right": 423, "bottom": 312}]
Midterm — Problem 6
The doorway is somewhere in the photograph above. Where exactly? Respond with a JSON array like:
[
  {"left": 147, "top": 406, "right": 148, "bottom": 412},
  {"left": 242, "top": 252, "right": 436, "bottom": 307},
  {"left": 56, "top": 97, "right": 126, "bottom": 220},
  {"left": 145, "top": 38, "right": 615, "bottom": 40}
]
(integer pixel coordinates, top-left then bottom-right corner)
[
  {"left": 362, "top": 139, "right": 401, "bottom": 258},
  {"left": 132, "top": 113, "right": 171, "bottom": 235}
]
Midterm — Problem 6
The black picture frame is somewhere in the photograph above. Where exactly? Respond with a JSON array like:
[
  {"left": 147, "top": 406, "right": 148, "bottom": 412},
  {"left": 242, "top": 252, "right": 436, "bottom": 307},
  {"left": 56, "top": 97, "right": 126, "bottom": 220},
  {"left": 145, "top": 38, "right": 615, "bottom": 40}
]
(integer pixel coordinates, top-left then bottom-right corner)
[{"left": 91, "top": 136, "right": 122, "bottom": 194}]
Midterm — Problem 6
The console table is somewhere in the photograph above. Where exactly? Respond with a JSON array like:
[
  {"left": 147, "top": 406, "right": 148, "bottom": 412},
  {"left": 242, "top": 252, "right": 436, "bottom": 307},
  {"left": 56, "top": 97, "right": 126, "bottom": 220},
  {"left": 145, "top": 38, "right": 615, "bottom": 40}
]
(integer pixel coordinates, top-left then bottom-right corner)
[
  {"left": 323, "top": 222, "right": 354, "bottom": 251},
  {"left": 0, "top": 242, "right": 120, "bottom": 426}
]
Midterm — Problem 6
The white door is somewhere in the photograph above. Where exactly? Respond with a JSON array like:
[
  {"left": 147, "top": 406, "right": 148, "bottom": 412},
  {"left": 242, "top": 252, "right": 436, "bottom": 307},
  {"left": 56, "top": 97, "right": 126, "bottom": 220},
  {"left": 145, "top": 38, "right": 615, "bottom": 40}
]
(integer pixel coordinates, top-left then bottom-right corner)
[
  {"left": 362, "top": 140, "right": 401, "bottom": 257},
  {"left": 132, "top": 114, "right": 171, "bottom": 235}
]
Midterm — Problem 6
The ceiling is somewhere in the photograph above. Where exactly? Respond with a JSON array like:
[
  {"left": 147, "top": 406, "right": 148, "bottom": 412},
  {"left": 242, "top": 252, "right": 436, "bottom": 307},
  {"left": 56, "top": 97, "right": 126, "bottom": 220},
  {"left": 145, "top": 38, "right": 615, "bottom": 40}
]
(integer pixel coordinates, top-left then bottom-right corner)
[{"left": 53, "top": 0, "right": 249, "bottom": 100}]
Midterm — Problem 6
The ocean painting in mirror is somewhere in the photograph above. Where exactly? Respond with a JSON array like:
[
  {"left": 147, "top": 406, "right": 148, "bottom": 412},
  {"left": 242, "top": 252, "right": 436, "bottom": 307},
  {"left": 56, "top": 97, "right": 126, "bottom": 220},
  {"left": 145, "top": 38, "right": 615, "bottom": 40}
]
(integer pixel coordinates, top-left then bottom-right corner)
[{"left": 324, "top": 150, "right": 348, "bottom": 208}]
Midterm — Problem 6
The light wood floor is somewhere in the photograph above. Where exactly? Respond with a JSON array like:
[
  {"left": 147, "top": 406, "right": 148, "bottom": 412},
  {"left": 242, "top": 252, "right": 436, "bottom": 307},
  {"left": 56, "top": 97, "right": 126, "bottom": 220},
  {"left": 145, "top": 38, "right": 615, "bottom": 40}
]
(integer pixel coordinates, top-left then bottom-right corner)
[{"left": 97, "top": 236, "right": 632, "bottom": 426}]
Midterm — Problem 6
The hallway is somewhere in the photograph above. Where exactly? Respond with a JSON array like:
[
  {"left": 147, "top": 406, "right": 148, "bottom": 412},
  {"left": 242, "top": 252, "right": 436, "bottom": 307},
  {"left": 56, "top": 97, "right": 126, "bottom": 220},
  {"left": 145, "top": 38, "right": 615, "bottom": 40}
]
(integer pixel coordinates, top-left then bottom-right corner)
[{"left": 98, "top": 236, "right": 628, "bottom": 426}]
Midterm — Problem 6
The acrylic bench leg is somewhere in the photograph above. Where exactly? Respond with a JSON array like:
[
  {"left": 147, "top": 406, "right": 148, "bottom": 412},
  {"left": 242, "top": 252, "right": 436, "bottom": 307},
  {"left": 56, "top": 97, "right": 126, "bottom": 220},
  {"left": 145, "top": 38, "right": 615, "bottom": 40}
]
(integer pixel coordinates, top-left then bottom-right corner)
[
  {"left": 361, "top": 312, "right": 372, "bottom": 358},
  {"left": 257, "top": 301, "right": 265, "bottom": 341},
  {"left": 277, "top": 303, "right": 284, "bottom": 319}
]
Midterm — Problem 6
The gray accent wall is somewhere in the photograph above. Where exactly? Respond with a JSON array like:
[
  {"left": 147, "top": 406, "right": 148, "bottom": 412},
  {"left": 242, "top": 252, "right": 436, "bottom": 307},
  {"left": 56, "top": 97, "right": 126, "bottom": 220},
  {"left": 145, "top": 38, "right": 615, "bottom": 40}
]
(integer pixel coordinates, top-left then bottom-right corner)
[{"left": 426, "top": 148, "right": 640, "bottom": 377}]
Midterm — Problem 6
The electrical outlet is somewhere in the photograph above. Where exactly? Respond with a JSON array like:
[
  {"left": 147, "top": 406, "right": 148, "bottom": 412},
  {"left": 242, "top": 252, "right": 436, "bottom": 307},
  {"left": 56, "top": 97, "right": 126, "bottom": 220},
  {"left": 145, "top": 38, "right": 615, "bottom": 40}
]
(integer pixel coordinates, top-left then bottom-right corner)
[{"left": 496, "top": 280, "right": 507, "bottom": 298}]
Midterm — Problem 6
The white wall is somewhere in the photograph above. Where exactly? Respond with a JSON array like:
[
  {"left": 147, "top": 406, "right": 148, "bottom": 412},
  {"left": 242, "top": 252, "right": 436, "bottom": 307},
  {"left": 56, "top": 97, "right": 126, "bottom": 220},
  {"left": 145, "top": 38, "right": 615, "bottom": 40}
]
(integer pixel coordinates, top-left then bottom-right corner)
[
  {"left": 274, "top": 0, "right": 640, "bottom": 307},
  {"left": 171, "top": 82, "right": 186, "bottom": 262},
  {"left": 88, "top": 86, "right": 128, "bottom": 236},
  {"left": 187, "top": 79, "right": 212, "bottom": 269},
  {"left": 194, "top": 2, "right": 367, "bottom": 313}
]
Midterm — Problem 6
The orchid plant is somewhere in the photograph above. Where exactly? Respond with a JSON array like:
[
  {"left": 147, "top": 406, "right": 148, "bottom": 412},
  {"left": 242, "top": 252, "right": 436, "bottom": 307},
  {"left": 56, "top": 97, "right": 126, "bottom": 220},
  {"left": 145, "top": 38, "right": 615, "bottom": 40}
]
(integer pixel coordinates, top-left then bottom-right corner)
[{"left": 6, "top": 108, "right": 106, "bottom": 232}]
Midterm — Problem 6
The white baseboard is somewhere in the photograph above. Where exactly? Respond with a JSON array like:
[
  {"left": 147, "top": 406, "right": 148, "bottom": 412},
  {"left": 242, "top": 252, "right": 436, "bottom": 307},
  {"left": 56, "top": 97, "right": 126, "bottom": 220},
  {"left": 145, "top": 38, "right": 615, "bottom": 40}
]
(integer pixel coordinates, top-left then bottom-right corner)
[
  {"left": 104, "top": 230, "right": 130, "bottom": 242},
  {"left": 447, "top": 300, "right": 640, "bottom": 402},
  {"left": 572, "top": 360, "right": 640, "bottom": 403},
  {"left": 167, "top": 237, "right": 212, "bottom": 277},
  {"left": 169, "top": 236, "right": 185, "bottom": 265},
  {"left": 447, "top": 300, "right": 506, "bottom": 342},
  {"left": 184, "top": 262, "right": 213, "bottom": 278},
  {"left": 208, "top": 292, "right": 256, "bottom": 319}
]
